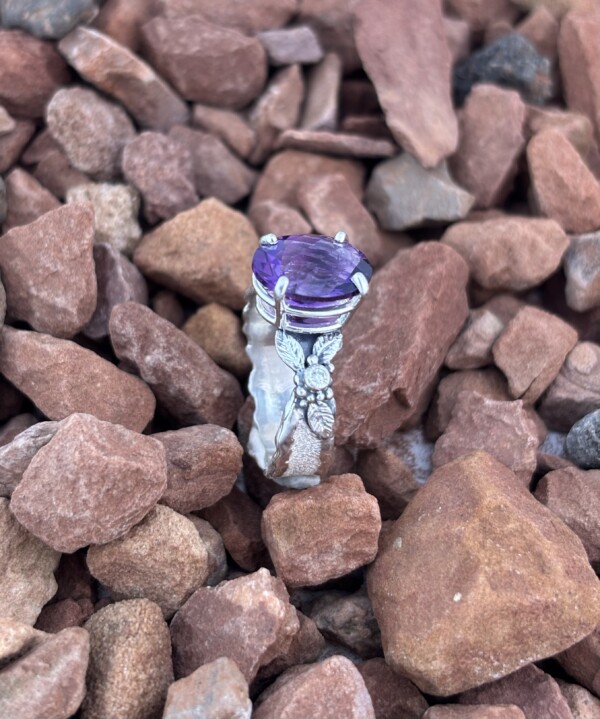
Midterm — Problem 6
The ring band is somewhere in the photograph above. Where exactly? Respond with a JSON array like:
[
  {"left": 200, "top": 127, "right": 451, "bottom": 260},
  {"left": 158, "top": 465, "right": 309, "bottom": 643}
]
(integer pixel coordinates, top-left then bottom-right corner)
[{"left": 244, "top": 232, "right": 372, "bottom": 489}]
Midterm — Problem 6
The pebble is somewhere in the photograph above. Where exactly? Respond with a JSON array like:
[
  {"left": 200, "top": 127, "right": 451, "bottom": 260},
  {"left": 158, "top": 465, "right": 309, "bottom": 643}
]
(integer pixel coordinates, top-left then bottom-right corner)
[
  {"left": 0, "top": 625, "right": 89, "bottom": 719},
  {"left": 170, "top": 568, "right": 299, "bottom": 681},
  {"left": 110, "top": 302, "right": 243, "bottom": 428},
  {"left": 29, "top": 141, "right": 89, "bottom": 199},
  {"left": 527, "top": 105, "right": 594, "bottom": 156},
  {"left": 187, "top": 516, "right": 227, "bottom": 586},
  {"left": 0, "top": 202, "right": 97, "bottom": 338},
  {"left": 366, "top": 154, "right": 474, "bottom": 231},
  {"left": 154, "top": 424, "right": 242, "bottom": 513},
  {"left": 0, "top": 29, "right": 69, "bottom": 117},
  {"left": 277, "top": 129, "right": 397, "bottom": 159},
  {"left": 298, "top": 0, "right": 361, "bottom": 72},
  {"left": 262, "top": 474, "right": 381, "bottom": 587},
  {"left": 445, "top": 306, "right": 506, "bottom": 370},
  {"left": 0, "top": 616, "right": 45, "bottom": 659},
  {"left": 133, "top": 198, "right": 258, "bottom": 310},
  {"left": 517, "top": 5, "right": 560, "bottom": 60},
  {"left": 557, "top": 625, "right": 600, "bottom": 697},
  {"left": 0, "top": 420, "right": 59, "bottom": 497},
  {"left": 250, "top": 200, "right": 312, "bottom": 238},
  {"left": 0, "top": 104, "right": 15, "bottom": 135},
  {"left": 257, "top": 25, "right": 324, "bottom": 66},
  {"left": 444, "top": 16, "right": 471, "bottom": 64},
  {"left": 0, "top": 120, "right": 36, "bottom": 173},
  {"left": 47, "top": 87, "right": 135, "bottom": 181},
  {"left": 93, "top": 0, "right": 155, "bottom": 51},
  {"left": 0, "top": 497, "right": 59, "bottom": 625},
  {"left": 0, "top": 327, "right": 155, "bottom": 431},
  {"left": 558, "top": 679, "right": 600, "bottom": 719},
  {"left": 163, "top": 657, "right": 252, "bottom": 719},
  {"left": 66, "top": 182, "right": 142, "bottom": 256},
  {"left": 0, "top": 176, "right": 5, "bottom": 225},
  {"left": 566, "top": 409, "right": 600, "bottom": 469},
  {"left": 354, "top": 0, "right": 458, "bottom": 168},
  {"left": 182, "top": 303, "right": 252, "bottom": 378},
  {"left": 0, "top": 414, "right": 37, "bottom": 447},
  {"left": 2, "top": 168, "right": 60, "bottom": 231},
  {"left": 82, "top": 599, "right": 173, "bottom": 719},
  {"left": 513, "top": 0, "right": 574, "bottom": 14},
  {"left": 368, "top": 451, "right": 600, "bottom": 696},
  {"left": 193, "top": 103, "right": 256, "bottom": 159},
  {"left": 121, "top": 131, "right": 198, "bottom": 224},
  {"left": 301, "top": 53, "right": 342, "bottom": 131},
  {"left": 141, "top": 16, "right": 267, "bottom": 108},
  {"left": 151, "top": 289, "right": 185, "bottom": 327},
  {"left": 58, "top": 27, "right": 189, "bottom": 131},
  {"left": 564, "top": 232, "right": 600, "bottom": 312},
  {"left": 442, "top": 216, "right": 568, "bottom": 291},
  {"left": 425, "top": 707, "right": 524, "bottom": 719},
  {"left": 451, "top": 84, "right": 526, "bottom": 209},
  {"left": 1, "top": 0, "right": 97, "bottom": 39},
  {"left": 357, "top": 658, "right": 429, "bottom": 719},
  {"left": 446, "top": 0, "right": 518, "bottom": 30},
  {"left": 493, "top": 306, "right": 578, "bottom": 403},
  {"left": 253, "top": 655, "right": 375, "bottom": 719}
]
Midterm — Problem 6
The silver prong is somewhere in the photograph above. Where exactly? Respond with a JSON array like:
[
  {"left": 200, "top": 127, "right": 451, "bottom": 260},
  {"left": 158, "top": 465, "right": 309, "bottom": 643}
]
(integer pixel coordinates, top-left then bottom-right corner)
[
  {"left": 274, "top": 275, "right": 289, "bottom": 327},
  {"left": 352, "top": 272, "right": 369, "bottom": 296},
  {"left": 334, "top": 231, "right": 347, "bottom": 244},
  {"left": 260, "top": 233, "right": 278, "bottom": 246}
]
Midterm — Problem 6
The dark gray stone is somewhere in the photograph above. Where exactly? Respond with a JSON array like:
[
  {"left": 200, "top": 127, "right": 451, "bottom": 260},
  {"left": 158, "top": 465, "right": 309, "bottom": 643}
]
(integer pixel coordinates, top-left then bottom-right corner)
[
  {"left": 0, "top": 0, "right": 98, "bottom": 39},
  {"left": 566, "top": 409, "right": 600, "bottom": 469}
]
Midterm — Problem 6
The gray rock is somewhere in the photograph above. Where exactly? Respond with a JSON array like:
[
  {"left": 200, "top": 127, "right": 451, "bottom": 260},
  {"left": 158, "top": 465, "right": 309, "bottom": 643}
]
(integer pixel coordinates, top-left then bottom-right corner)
[
  {"left": 301, "top": 53, "right": 342, "bottom": 132},
  {"left": 0, "top": 0, "right": 98, "bottom": 40},
  {"left": 258, "top": 25, "right": 324, "bottom": 66},
  {"left": 0, "top": 420, "right": 60, "bottom": 497},
  {"left": 566, "top": 409, "right": 600, "bottom": 469},
  {"left": 366, "top": 153, "right": 474, "bottom": 230}
]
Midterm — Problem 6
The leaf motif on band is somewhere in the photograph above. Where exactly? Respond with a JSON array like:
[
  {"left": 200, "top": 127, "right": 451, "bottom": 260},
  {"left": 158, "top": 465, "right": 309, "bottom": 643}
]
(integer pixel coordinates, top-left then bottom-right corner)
[
  {"left": 275, "top": 330, "right": 305, "bottom": 371},
  {"left": 313, "top": 332, "right": 343, "bottom": 363},
  {"left": 307, "top": 401, "right": 335, "bottom": 439}
]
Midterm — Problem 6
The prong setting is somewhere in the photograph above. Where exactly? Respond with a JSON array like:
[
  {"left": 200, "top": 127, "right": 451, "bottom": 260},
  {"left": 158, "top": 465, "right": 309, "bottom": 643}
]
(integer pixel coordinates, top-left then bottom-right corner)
[
  {"left": 260, "top": 233, "right": 278, "bottom": 246},
  {"left": 334, "top": 231, "right": 347, "bottom": 244},
  {"left": 351, "top": 272, "right": 370, "bottom": 296}
]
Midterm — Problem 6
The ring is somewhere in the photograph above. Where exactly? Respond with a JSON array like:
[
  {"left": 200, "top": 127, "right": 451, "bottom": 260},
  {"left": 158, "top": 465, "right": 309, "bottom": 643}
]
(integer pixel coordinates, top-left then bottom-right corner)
[{"left": 244, "top": 232, "right": 372, "bottom": 489}]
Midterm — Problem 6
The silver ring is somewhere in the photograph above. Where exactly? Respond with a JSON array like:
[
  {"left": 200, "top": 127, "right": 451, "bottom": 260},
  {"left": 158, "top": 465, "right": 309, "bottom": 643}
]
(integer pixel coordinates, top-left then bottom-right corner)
[{"left": 244, "top": 232, "right": 372, "bottom": 489}]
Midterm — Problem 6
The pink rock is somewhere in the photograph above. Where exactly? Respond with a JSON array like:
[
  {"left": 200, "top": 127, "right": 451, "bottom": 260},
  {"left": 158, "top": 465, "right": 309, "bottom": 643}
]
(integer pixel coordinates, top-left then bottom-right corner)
[
  {"left": 250, "top": 200, "right": 312, "bottom": 238},
  {"left": 2, "top": 168, "right": 60, "bottom": 231},
  {"left": 193, "top": 103, "right": 256, "bottom": 159},
  {"left": 557, "top": 625, "right": 600, "bottom": 697},
  {"left": 444, "top": 17, "right": 471, "bottom": 64},
  {"left": 186, "top": 515, "right": 228, "bottom": 586},
  {"left": 298, "top": 0, "right": 361, "bottom": 72},
  {"left": 0, "top": 120, "right": 36, "bottom": 173},
  {"left": 446, "top": 0, "right": 519, "bottom": 30},
  {"left": 35, "top": 598, "right": 94, "bottom": 634},
  {"left": 151, "top": 289, "right": 185, "bottom": 327},
  {"left": 445, "top": 303, "right": 512, "bottom": 371},
  {"left": 558, "top": 679, "right": 600, "bottom": 719},
  {"left": 526, "top": 106, "right": 595, "bottom": 156},
  {"left": 424, "top": 707, "right": 524, "bottom": 719},
  {"left": 93, "top": 0, "right": 156, "bottom": 51},
  {"left": 276, "top": 128, "right": 396, "bottom": 158},
  {"left": 0, "top": 413, "right": 37, "bottom": 447},
  {"left": 358, "top": 658, "right": 428, "bottom": 719},
  {"left": 0, "top": 420, "right": 60, "bottom": 498},
  {"left": 564, "top": 232, "right": 600, "bottom": 312},
  {"left": 301, "top": 53, "right": 342, "bottom": 131},
  {"left": 517, "top": 5, "right": 560, "bottom": 59},
  {"left": 356, "top": 446, "right": 419, "bottom": 520}
]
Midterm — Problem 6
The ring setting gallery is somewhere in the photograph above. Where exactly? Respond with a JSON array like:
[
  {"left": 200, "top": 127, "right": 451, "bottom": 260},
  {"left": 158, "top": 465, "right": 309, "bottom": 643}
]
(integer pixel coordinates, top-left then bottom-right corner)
[{"left": 244, "top": 232, "right": 373, "bottom": 489}]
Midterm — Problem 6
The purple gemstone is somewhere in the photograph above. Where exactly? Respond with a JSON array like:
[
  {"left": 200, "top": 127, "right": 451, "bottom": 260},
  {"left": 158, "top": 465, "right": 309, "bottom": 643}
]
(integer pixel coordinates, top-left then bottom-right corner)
[{"left": 252, "top": 234, "right": 372, "bottom": 311}]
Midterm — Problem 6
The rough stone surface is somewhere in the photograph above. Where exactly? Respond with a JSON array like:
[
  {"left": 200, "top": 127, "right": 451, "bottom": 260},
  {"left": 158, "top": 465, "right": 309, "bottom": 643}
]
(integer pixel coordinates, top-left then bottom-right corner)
[
  {"left": 0, "top": 104, "right": 15, "bottom": 135},
  {"left": 59, "top": 27, "right": 189, "bottom": 131},
  {"left": 10, "top": 413, "right": 167, "bottom": 553},
  {"left": 193, "top": 103, "right": 256, "bottom": 159},
  {"left": 558, "top": 679, "right": 600, "bottom": 719},
  {"left": 527, "top": 106, "right": 594, "bottom": 156},
  {"left": 2, "top": 167, "right": 60, "bottom": 231},
  {"left": 354, "top": 0, "right": 457, "bottom": 168},
  {"left": 0, "top": 497, "right": 59, "bottom": 625},
  {"left": 151, "top": 289, "right": 185, "bottom": 327},
  {"left": 0, "top": 120, "right": 36, "bottom": 173},
  {"left": 564, "top": 232, "right": 600, "bottom": 312},
  {"left": 302, "top": 53, "right": 342, "bottom": 131},
  {"left": 82, "top": 599, "right": 173, "bottom": 719},
  {"left": 566, "top": 409, "right": 600, "bottom": 469},
  {"left": 368, "top": 451, "right": 600, "bottom": 696},
  {"left": 445, "top": 305, "right": 506, "bottom": 371},
  {"left": 170, "top": 568, "right": 299, "bottom": 682},
  {"left": 518, "top": 5, "right": 560, "bottom": 59},
  {"left": 0, "top": 0, "right": 98, "bottom": 39},
  {"left": 93, "top": 0, "right": 156, "bottom": 51},
  {"left": 425, "top": 707, "right": 525, "bottom": 719},
  {"left": 257, "top": 26, "right": 323, "bottom": 66},
  {"left": 277, "top": 129, "right": 396, "bottom": 158},
  {"left": 47, "top": 87, "right": 135, "bottom": 180},
  {"left": 0, "top": 616, "right": 45, "bottom": 660},
  {"left": 366, "top": 154, "right": 474, "bottom": 231},
  {"left": 358, "top": 658, "right": 428, "bottom": 719},
  {"left": 557, "top": 625, "right": 600, "bottom": 697},
  {"left": 0, "top": 202, "right": 96, "bottom": 338},
  {"left": 356, "top": 446, "right": 419, "bottom": 520},
  {"left": 134, "top": 198, "right": 258, "bottom": 310},
  {"left": 0, "top": 327, "right": 155, "bottom": 431},
  {"left": 186, "top": 516, "right": 228, "bottom": 587},
  {"left": 262, "top": 474, "right": 381, "bottom": 587},
  {"left": 109, "top": 302, "right": 243, "bottom": 428},
  {"left": 29, "top": 139, "right": 89, "bottom": 199},
  {"left": 442, "top": 216, "right": 568, "bottom": 291},
  {"left": 0, "top": 413, "right": 37, "bottom": 448},
  {"left": 298, "top": 0, "right": 361, "bottom": 72},
  {"left": 250, "top": 200, "right": 312, "bottom": 238},
  {"left": 0, "top": 420, "right": 59, "bottom": 497}
]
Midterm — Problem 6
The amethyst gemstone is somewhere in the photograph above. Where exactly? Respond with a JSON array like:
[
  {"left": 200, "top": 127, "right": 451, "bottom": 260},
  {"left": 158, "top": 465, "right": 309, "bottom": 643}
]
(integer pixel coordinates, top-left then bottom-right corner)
[{"left": 252, "top": 234, "right": 373, "bottom": 310}]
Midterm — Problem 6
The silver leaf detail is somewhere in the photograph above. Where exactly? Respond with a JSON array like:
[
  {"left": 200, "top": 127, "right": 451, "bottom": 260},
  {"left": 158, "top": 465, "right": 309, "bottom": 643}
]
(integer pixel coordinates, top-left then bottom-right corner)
[
  {"left": 307, "top": 402, "right": 335, "bottom": 439},
  {"left": 275, "top": 330, "right": 305, "bottom": 371},
  {"left": 313, "top": 332, "right": 343, "bottom": 363}
]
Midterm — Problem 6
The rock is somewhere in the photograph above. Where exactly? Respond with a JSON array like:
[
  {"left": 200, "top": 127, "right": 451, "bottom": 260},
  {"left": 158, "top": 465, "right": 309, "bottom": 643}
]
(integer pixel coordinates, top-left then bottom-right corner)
[
  {"left": 87, "top": 505, "right": 209, "bottom": 619},
  {"left": 2, "top": 167, "right": 60, "bottom": 231},
  {"left": 35, "top": 596, "right": 94, "bottom": 634},
  {"left": 134, "top": 197, "right": 258, "bottom": 310},
  {"left": 539, "top": 342, "right": 600, "bottom": 431},
  {"left": 334, "top": 242, "right": 469, "bottom": 446},
  {"left": 493, "top": 306, "right": 578, "bottom": 403},
  {"left": 93, "top": 0, "right": 155, "bottom": 51},
  {"left": 517, "top": 5, "right": 560, "bottom": 59},
  {"left": 564, "top": 232, "right": 600, "bottom": 312},
  {"left": 193, "top": 103, "right": 256, "bottom": 159},
  {"left": 253, "top": 655, "right": 375, "bottom": 719},
  {"left": 257, "top": 26, "right": 323, "bottom": 66},
  {"left": 0, "top": 122, "right": 35, "bottom": 175},
  {"left": 298, "top": 0, "right": 361, "bottom": 72},
  {"left": 109, "top": 302, "right": 243, "bottom": 428},
  {"left": 451, "top": 84, "right": 526, "bottom": 209},
  {"left": 0, "top": 413, "right": 37, "bottom": 448},
  {"left": 163, "top": 657, "right": 252, "bottom": 719},
  {"left": 0, "top": 497, "right": 59, "bottom": 625},
  {"left": 358, "top": 658, "right": 428, "bottom": 719},
  {"left": 0, "top": 616, "right": 45, "bottom": 660},
  {"left": 527, "top": 106, "right": 595, "bottom": 156},
  {"left": 354, "top": 0, "right": 457, "bottom": 168},
  {"left": 433, "top": 391, "right": 541, "bottom": 484},
  {"left": 0, "top": 625, "right": 89, "bottom": 719},
  {"left": 556, "top": 625, "right": 600, "bottom": 697},
  {"left": 141, "top": 16, "right": 267, "bottom": 108},
  {"left": 30, "top": 143, "right": 89, "bottom": 199},
  {"left": 151, "top": 289, "right": 184, "bottom": 327},
  {"left": 262, "top": 474, "right": 381, "bottom": 587},
  {"left": 445, "top": 306, "right": 506, "bottom": 371},
  {"left": 122, "top": 131, "right": 198, "bottom": 224},
  {"left": 187, "top": 516, "right": 228, "bottom": 586},
  {"left": 0, "top": 177, "right": 5, "bottom": 225},
  {"left": 302, "top": 53, "right": 342, "bottom": 131},
  {"left": 425, "top": 707, "right": 525, "bottom": 719},
  {"left": 182, "top": 303, "right": 251, "bottom": 378},
  {"left": 10, "top": 413, "right": 167, "bottom": 553},
  {"left": 277, "top": 129, "right": 397, "bottom": 158},
  {"left": 0, "top": 104, "right": 15, "bottom": 135},
  {"left": 0, "top": 327, "right": 155, "bottom": 431},
  {"left": 58, "top": 27, "right": 188, "bottom": 132},
  {"left": 366, "top": 154, "right": 474, "bottom": 231},
  {"left": 566, "top": 409, "right": 600, "bottom": 469},
  {"left": 446, "top": 0, "right": 518, "bottom": 29},
  {"left": 513, "top": 0, "right": 576, "bottom": 15},
  {"left": 82, "top": 599, "right": 173, "bottom": 719},
  {"left": 170, "top": 568, "right": 299, "bottom": 681},
  {"left": 1, "top": 0, "right": 97, "bottom": 39},
  {"left": 444, "top": 16, "right": 471, "bottom": 64},
  {"left": 0, "top": 420, "right": 60, "bottom": 497},
  {"left": 0, "top": 202, "right": 97, "bottom": 338},
  {"left": 169, "top": 124, "right": 257, "bottom": 205},
  {"left": 558, "top": 680, "right": 600, "bottom": 719},
  {"left": 459, "top": 664, "right": 573, "bottom": 719},
  {"left": 154, "top": 424, "right": 242, "bottom": 513},
  {"left": 368, "top": 451, "right": 600, "bottom": 696},
  {"left": 442, "top": 216, "right": 568, "bottom": 291},
  {"left": 454, "top": 34, "right": 553, "bottom": 106},
  {"left": 66, "top": 182, "right": 142, "bottom": 256},
  {"left": 0, "top": 29, "right": 69, "bottom": 117},
  {"left": 250, "top": 200, "right": 312, "bottom": 237}
]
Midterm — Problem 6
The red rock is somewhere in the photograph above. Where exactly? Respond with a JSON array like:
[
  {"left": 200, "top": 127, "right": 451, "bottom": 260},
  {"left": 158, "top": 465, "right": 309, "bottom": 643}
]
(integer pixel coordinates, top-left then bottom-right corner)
[
  {"left": 557, "top": 625, "right": 600, "bottom": 697},
  {"left": 424, "top": 707, "right": 525, "bottom": 719},
  {"left": 451, "top": 84, "right": 526, "bottom": 209},
  {"left": 445, "top": 307, "right": 506, "bottom": 371},
  {"left": 31, "top": 144, "right": 89, "bottom": 199},
  {"left": 299, "top": 0, "right": 361, "bottom": 72},
  {"left": 0, "top": 30, "right": 69, "bottom": 117},
  {"left": 446, "top": 0, "right": 519, "bottom": 29},
  {"left": 110, "top": 302, "right": 243, "bottom": 428},
  {"left": 59, "top": 27, "right": 189, "bottom": 132},
  {"left": 444, "top": 16, "right": 471, "bottom": 64},
  {"left": 564, "top": 232, "right": 600, "bottom": 312},
  {"left": 141, "top": 16, "right": 267, "bottom": 108},
  {"left": 35, "top": 598, "right": 94, "bottom": 634},
  {"left": 0, "top": 327, "right": 156, "bottom": 431},
  {"left": 558, "top": 679, "right": 600, "bottom": 719},
  {"left": 151, "top": 289, "right": 184, "bottom": 327},
  {"left": 186, "top": 516, "right": 228, "bottom": 586},
  {"left": 358, "top": 658, "right": 428, "bottom": 719},
  {"left": 356, "top": 446, "right": 419, "bottom": 520},
  {"left": 302, "top": 53, "right": 342, "bottom": 131},
  {"left": 276, "top": 128, "right": 396, "bottom": 158},
  {"left": 0, "top": 120, "right": 36, "bottom": 173},
  {"left": 0, "top": 616, "right": 45, "bottom": 660},
  {"left": 0, "top": 104, "right": 15, "bottom": 135},
  {"left": 368, "top": 451, "right": 600, "bottom": 696},
  {"left": 193, "top": 103, "right": 256, "bottom": 159},
  {"left": 2, "top": 168, "right": 60, "bottom": 231},
  {"left": 93, "top": 0, "right": 156, "bottom": 51},
  {"left": 517, "top": 5, "right": 560, "bottom": 59},
  {"left": 526, "top": 106, "right": 595, "bottom": 156},
  {"left": 354, "top": 0, "right": 458, "bottom": 168},
  {"left": 170, "top": 568, "right": 299, "bottom": 681},
  {"left": 262, "top": 474, "right": 381, "bottom": 587},
  {"left": 249, "top": 200, "right": 312, "bottom": 237},
  {"left": 0, "top": 420, "right": 59, "bottom": 497}
]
